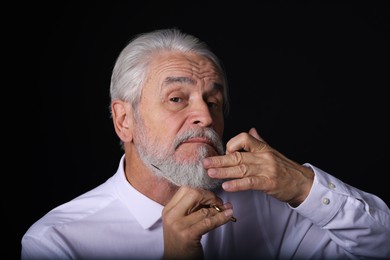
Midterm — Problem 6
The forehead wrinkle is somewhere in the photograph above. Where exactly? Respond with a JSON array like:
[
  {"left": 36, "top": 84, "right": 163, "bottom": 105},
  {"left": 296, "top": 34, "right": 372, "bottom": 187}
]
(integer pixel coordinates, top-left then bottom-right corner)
[
  {"left": 152, "top": 52, "right": 224, "bottom": 93},
  {"left": 161, "top": 76, "right": 223, "bottom": 95},
  {"left": 189, "top": 59, "right": 220, "bottom": 80},
  {"left": 163, "top": 76, "right": 196, "bottom": 86}
]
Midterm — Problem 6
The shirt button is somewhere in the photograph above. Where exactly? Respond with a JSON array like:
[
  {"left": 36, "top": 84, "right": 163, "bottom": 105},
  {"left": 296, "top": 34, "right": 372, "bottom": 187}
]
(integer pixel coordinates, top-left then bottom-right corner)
[
  {"left": 328, "top": 182, "right": 336, "bottom": 189},
  {"left": 322, "top": 197, "right": 330, "bottom": 205}
]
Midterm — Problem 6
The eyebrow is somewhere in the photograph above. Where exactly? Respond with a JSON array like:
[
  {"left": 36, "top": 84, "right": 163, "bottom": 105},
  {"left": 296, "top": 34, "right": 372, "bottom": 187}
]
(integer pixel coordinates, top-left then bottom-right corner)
[
  {"left": 163, "top": 76, "right": 196, "bottom": 86},
  {"left": 163, "top": 76, "right": 224, "bottom": 92}
]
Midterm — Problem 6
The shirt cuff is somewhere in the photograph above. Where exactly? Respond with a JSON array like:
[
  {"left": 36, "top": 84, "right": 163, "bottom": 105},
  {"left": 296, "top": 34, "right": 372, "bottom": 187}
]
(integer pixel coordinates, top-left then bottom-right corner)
[{"left": 292, "top": 163, "right": 349, "bottom": 227}]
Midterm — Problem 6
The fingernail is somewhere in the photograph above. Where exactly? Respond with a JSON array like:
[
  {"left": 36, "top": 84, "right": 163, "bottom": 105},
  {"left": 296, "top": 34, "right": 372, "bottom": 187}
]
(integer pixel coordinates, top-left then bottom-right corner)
[
  {"left": 222, "top": 182, "right": 230, "bottom": 190},
  {"left": 208, "top": 168, "right": 217, "bottom": 177},
  {"left": 224, "top": 209, "right": 233, "bottom": 217},
  {"left": 203, "top": 158, "right": 211, "bottom": 167},
  {"left": 223, "top": 202, "right": 233, "bottom": 209}
]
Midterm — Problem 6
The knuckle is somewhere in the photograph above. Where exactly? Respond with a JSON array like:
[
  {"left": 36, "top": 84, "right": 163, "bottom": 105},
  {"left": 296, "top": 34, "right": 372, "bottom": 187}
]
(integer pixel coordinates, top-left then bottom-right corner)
[
  {"left": 179, "top": 229, "right": 192, "bottom": 241},
  {"left": 263, "top": 151, "right": 273, "bottom": 160},
  {"left": 256, "top": 141, "right": 268, "bottom": 151},
  {"left": 199, "top": 207, "right": 210, "bottom": 217},
  {"left": 232, "top": 151, "right": 243, "bottom": 164},
  {"left": 203, "top": 216, "right": 213, "bottom": 228},
  {"left": 185, "top": 188, "right": 201, "bottom": 200},
  {"left": 238, "top": 164, "right": 248, "bottom": 177},
  {"left": 162, "top": 209, "right": 173, "bottom": 224},
  {"left": 171, "top": 221, "right": 183, "bottom": 233},
  {"left": 246, "top": 177, "right": 257, "bottom": 189}
]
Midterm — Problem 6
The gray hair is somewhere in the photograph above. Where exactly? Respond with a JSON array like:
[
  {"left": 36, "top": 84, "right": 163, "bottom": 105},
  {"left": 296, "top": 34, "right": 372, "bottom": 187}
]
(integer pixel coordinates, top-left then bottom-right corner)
[{"left": 109, "top": 28, "right": 230, "bottom": 115}]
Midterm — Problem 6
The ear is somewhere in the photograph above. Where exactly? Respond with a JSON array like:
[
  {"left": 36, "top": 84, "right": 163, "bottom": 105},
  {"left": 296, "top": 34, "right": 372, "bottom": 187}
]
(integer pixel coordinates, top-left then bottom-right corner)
[{"left": 111, "top": 100, "right": 134, "bottom": 142}]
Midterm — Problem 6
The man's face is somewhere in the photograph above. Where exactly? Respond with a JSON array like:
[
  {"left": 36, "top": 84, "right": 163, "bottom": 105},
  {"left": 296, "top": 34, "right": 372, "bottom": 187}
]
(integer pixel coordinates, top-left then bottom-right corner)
[{"left": 133, "top": 51, "right": 225, "bottom": 189}]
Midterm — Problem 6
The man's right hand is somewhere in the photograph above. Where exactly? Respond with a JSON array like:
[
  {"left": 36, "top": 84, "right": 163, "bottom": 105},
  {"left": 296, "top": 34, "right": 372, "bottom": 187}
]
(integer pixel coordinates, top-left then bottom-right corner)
[{"left": 162, "top": 186, "right": 233, "bottom": 259}]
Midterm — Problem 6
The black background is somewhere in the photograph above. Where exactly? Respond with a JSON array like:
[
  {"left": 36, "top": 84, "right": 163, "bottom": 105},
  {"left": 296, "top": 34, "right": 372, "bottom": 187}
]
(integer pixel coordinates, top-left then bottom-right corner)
[{"left": 9, "top": 1, "right": 390, "bottom": 258}]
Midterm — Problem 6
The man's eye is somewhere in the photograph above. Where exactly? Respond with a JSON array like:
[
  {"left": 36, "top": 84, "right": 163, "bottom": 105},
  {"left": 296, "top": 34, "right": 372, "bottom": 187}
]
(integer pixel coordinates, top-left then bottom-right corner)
[
  {"left": 207, "top": 100, "right": 221, "bottom": 109},
  {"left": 170, "top": 97, "right": 182, "bottom": 103},
  {"left": 207, "top": 102, "right": 218, "bottom": 108}
]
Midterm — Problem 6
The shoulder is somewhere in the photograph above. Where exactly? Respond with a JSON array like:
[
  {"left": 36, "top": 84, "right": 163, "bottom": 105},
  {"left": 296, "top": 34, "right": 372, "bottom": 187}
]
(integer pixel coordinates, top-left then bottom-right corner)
[{"left": 23, "top": 174, "right": 118, "bottom": 238}]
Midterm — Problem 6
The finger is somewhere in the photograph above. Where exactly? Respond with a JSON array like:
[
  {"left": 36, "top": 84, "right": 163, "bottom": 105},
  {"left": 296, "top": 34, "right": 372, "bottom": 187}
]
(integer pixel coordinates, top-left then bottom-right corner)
[
  {"left": 203, "top": 151, "right": 243, "bottom": 169},
  {"left": 183, "top": 208, "right": 234, "bottom": 238},
  {"left": 182, "top": 208, "right": 236, "bottom": 237},
  {"left": 183, "top": 203, "right": 234, "bottom": 228},
  {"left": 248, "top": 127, "right": 262, "bottom": 141},
  {"left": 207, "top": 153, "right": 271, "bottom": 180},
  {"left": 164, "top": 187, "right": 223, "bottom": 219},
  {"left": 246, "top": 128, "right": 270, "bottom": 152},
  {"left": 225, "top": 132, "right": 268, "bottom": 154},
  {"left": 178, "top": 206, "right": 217, "bottom": 228},
  {"left": 167, "top": 186, "right": 220, "bottom": 209},
  {"left": 211, "top": 203, "right": 237, "bottom": 222},
  {"left": 204, "top": 148, "right": 265, "bottom": 170},
  {"left": 222, "top": 176, "right": 266, "bottom": 192}
]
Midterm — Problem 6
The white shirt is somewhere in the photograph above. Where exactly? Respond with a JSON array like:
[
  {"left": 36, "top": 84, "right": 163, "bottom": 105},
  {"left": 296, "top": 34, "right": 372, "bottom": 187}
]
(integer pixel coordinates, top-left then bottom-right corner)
[{"left": 21, "top": 155, "right": 390, "bottom": 259}]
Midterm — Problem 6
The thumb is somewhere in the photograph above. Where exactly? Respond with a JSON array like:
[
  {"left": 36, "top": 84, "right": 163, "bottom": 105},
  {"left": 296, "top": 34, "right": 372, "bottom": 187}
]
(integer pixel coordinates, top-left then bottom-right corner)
[{"left": 249, "top": 127, "right": 264, "bottom": 142}]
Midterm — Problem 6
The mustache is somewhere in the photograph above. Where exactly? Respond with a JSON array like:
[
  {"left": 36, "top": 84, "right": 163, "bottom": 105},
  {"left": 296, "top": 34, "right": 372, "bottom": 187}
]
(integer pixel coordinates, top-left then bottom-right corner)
[{"left": 173, "top": 128, "right": 224, "bottom": 154}]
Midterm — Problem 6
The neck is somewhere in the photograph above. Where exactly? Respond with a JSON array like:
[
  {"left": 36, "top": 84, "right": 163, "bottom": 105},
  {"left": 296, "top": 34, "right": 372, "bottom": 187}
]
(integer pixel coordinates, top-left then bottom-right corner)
[{"left": 123, "top": 147, "right": 179, "bottom": 206}]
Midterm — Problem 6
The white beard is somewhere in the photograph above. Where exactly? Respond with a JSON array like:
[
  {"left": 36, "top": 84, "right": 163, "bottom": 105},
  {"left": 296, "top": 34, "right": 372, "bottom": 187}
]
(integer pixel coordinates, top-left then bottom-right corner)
[{"left": 133, "top": 111, "right": 224, "bottom": 190}]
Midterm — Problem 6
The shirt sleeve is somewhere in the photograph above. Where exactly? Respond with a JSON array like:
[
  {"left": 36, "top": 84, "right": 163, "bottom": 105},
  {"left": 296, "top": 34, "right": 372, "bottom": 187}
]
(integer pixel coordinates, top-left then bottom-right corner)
[
  {"left": 292, "top": 163, "right": 390, "bottom": 258},
  {"left": 21, "top": 234, "right": 68, "bottom": 259}
]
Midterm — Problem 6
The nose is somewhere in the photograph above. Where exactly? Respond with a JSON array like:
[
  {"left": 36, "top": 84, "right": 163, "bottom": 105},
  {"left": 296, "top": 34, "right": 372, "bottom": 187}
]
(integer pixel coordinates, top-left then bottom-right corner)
[{"left": 190, "top": 100, "right": 213, "bottom": 127}]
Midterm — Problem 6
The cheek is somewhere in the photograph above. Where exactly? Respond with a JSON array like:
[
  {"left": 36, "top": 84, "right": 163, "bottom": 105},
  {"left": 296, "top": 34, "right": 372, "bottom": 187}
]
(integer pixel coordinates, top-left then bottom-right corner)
[
  {"left": 212, "top": 115, "right": 224, "bottom": 135},
  {"left": 149, "top": 117, "right": 180, "bottom": 145}
]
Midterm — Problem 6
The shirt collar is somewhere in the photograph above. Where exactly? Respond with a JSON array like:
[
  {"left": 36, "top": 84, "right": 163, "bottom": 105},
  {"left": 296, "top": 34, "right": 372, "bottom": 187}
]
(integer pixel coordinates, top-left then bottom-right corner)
[{"left": 113, "top": 155, "right": 164, "bottom": 229}]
